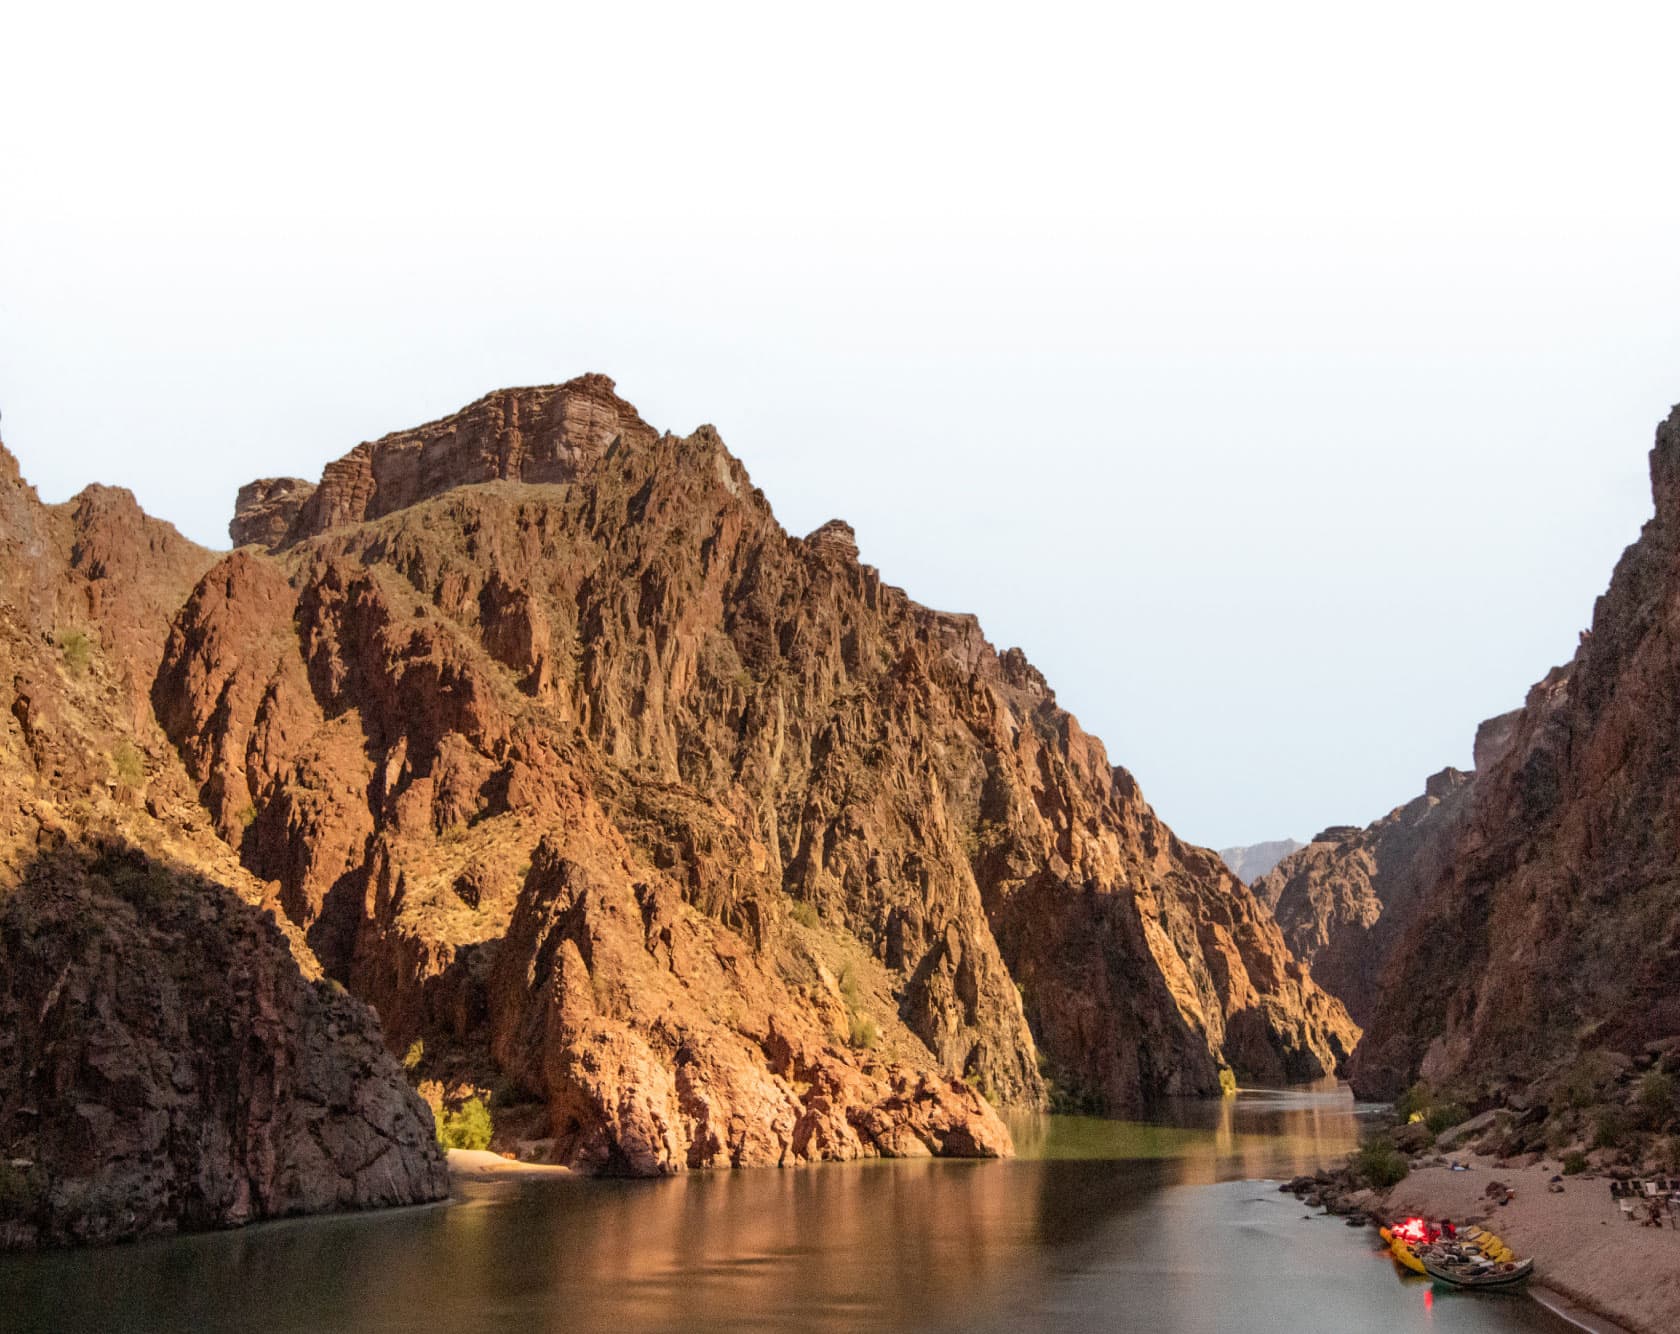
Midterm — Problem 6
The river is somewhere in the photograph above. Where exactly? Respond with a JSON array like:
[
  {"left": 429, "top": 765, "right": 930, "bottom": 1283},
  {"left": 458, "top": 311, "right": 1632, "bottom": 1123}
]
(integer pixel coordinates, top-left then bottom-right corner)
[{"left": 0, "top": 1083, "right": 1574, "bottom": 1333}]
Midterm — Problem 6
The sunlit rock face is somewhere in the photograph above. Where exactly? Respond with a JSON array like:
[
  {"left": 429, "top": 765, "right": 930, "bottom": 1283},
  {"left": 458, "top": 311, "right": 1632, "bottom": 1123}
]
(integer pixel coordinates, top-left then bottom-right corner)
[
  {"left": 1352, "top": 403, "right": 1680, "bottom": 1100},
  {"left": 144, "top": 374, "right": 1356, "bottom": 1175},
  {"left": 0, "top": 438, "right": 447, "bottom": 1249}
]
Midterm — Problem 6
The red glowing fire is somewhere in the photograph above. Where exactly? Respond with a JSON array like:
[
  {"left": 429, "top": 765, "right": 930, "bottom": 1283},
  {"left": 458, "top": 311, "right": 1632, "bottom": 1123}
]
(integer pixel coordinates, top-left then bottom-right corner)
[{"left": 1393, "top": 1217, "right": 1438, "bottom": 1246}]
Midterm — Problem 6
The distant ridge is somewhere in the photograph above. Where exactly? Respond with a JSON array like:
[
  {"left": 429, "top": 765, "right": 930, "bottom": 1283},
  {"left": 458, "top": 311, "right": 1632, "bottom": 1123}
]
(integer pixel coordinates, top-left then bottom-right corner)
[{"left": 1218, "top": 839, "right": 1304, "bottom": 884}]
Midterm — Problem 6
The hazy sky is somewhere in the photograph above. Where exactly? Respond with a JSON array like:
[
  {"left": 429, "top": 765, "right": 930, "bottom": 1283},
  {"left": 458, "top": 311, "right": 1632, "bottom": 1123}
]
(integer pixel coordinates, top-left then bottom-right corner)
[{"left": 4, "top": 3, "right": 1678, "bottom": 848}]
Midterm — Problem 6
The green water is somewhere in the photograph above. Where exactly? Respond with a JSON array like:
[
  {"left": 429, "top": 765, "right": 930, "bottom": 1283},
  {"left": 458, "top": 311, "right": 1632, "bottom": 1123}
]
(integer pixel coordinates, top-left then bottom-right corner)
[{"left": 0, "top": 1084, "right": 1572, "bottom": 1333}]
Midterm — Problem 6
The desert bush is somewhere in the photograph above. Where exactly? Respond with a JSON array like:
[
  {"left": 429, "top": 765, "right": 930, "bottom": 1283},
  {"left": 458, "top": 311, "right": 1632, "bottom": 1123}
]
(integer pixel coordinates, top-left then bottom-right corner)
[
  {"left": 437, "top": 1096, "right": 493, "bottom": 1151},
  {"left": 1353, "top": 1135, "right": 1410, "bottom": 1189},
  {"left": 1593, "top": 1106, "right": 1630, "bottom": 1150},
  {"left": 402, "top": 1039, "right": 424, "bottom": 1072},
  {"left": 59, "top": 629, "right": 91, "bottom": 675},
  {"left": 111, "top": 739, "right": 144, "bottom": 787},
  {"left": 1560, "top": 1050, "right": 1619, "bottom": 1110},
  {"left": 1638, "top": 1071, "right": 1675, "bottom": 1127},
  {"left": 1425, "top": 1101, "right": 1471, "bottom": 1136},
  {"left": 848, "top": 1014, "right": 879, "bottom": 1051},
  {"left": 789, "top": 900, "right": 819, "bottom": 929},
  {"left": 1561, "top": 1150, "right": 1588, "bottom": 1175},
  {"left": 1394, "top": 1081, "right": 1433, "bottom": 1123}
]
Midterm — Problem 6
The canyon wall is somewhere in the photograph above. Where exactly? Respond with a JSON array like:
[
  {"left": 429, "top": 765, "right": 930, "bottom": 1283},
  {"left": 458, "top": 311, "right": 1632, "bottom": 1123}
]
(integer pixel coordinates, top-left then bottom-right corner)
[
  {"left": 1349, "top": 405, "right": 1680, "bottom": 1099},
  {"left": 0, "top": 441, "right": 447, "bottom": 1248},
  {"left": 152, "top": 374, "right": 1355, "bottom": 1173}
]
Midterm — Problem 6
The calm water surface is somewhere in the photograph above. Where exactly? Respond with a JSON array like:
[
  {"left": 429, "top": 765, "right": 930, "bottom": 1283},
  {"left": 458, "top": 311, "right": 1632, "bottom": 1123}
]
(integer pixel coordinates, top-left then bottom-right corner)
[{"left": 0, "top": 1083, "right": 1572, "bottom": 1333}]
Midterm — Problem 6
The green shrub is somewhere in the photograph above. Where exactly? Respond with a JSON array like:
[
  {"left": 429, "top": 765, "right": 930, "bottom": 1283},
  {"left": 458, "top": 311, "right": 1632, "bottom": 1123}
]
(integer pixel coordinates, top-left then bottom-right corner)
[
  {"left": 402, "top": 1039, "right": 424, "bottom": 1072},
  {"left": 1218, "top": 1067, "right": 1238, "bottom": 1097},
  {"left": 1561, "top": 1051, "right": 1618, "bottom": 1110},
  {"left": 848, "top": 1014, "right": 879, "bottom": 1051},
  {"left": 1593, "top": 1107, "right": 1629, "bottom": 1150},
  {"left": 1561, "top": 1150, "right": 1588, "bottom": 1175},
  {"left": 1353, "top": 1135, "right": 1410, "bottom": 1189},
  {"left": 789, "top": 900, "right": 819, "bottom": 929},
  {"left": 59, "top": 629, "right": 91, "bottom": 675},
  {"left": 1394, "top": 1081, "right": 1433, "bottom": 1124},
  {"left": 1426, "top": 1101, "right": 1471, "bottom": 1136},
  {"left": 437, "top": 1096, "right": 493, "bottom": 1151},
  {"left": 838, "top": 964, "right": 862, "bottom": 1009},
  {"left": 111, "top": 739, "right": 144, "bottom": 787},
  {"left": 1638, "top": 1071, "right": 1676, "bottom": 1126}
]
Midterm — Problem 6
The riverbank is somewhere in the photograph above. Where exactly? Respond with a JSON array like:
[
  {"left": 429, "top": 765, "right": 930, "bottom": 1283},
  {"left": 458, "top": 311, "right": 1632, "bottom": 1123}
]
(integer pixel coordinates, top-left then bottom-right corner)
[
  {"left": 446, "top": 1149, "right": 572, "bottom": 1182},
  {"left": 1377, "top": 1157, "right": 1676, "bottom": 1334}
]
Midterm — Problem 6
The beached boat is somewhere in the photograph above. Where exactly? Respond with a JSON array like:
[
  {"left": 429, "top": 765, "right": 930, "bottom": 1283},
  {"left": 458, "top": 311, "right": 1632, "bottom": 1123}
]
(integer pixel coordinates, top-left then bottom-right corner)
[{"left": 1420, "top": 1250, "right": 1534, "bottom": 1290}]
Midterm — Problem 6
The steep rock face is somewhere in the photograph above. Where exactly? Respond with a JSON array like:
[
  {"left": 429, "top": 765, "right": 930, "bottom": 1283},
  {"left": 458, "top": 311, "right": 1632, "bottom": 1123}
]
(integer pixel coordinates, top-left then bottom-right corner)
[
  {"left": 1250, "top": 768, "right": 1476, "bottom": 1028},
  {"left": 0, "top": 439, "right": 448, "bottom": 1248},
  {"left": 154, "top": 375, "right": 1355, "bottom": 1174},
  {"left": 231, "top": 477, "right": 316, "bottom": 548},
  {"left": 1, "top": 842, "right": 448, "bottom": 1248},
  {"left": 1351, "top": 404, "right": 1680, "bottom": 1098},
  {"left": 1219, "top": 839, "right": 1303, "bottom": 884}
]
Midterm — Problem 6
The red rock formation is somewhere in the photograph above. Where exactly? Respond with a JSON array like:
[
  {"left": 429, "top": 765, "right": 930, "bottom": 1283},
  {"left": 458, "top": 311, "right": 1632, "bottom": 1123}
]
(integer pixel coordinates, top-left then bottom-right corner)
[
  {"left": 150, "top": 375, "right": 1355, "bottom": 1175},
  {"left": 1251, "top": 768, "right": 1476, "bottom": 1028},
  {"left": 0, "top": 439, "right": 447, "bottom": 1249},
  {"left": 230, "top": 477, "right": 315, "bottom": 548},
  {"left": 1351, "top": 403, "right": 1680, "bottom": 1099}
]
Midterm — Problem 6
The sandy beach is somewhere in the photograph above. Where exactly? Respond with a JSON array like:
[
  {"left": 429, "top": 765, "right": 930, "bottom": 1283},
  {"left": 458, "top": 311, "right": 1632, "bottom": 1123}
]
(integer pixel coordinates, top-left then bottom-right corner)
[
  {"left": 446, "top": 1149, "right": 573, "bottom": 1183},
  {"left": 1377, "top": 1158, "right": 1679, "bottom": 1334}
]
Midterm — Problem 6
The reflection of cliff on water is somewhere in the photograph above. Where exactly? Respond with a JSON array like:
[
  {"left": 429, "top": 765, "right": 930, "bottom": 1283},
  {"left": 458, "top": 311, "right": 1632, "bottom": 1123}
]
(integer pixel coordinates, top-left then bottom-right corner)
[
  {"left": 1011, "top": 1077, "right": 1369, "bottom": 1184},
  {"left": 1, "top": 1085, "right": 1563, "bottom": 1334}
]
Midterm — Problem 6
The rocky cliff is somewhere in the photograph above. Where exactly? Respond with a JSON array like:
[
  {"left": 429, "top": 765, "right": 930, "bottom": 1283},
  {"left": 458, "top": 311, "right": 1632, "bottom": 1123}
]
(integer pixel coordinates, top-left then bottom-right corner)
[
  {"left": 153, "top": 374, "right": 1355, "bottom": 1173},
  {"left": 1250, "top": 770, "right": 1478, "bottom": 1028},
  {"left": 1350, "top": 404, "right": 1680, "bottom": 1099},
  {"left": 0, "top": 440, "right": 448, "bottom": 1248}
]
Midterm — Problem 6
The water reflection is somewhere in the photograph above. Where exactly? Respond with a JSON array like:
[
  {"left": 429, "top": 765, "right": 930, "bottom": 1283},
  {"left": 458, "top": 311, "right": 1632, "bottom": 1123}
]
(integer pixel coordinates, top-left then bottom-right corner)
[{"left": 0, "top": 1084, "right": 1567, "bottom": 1334}]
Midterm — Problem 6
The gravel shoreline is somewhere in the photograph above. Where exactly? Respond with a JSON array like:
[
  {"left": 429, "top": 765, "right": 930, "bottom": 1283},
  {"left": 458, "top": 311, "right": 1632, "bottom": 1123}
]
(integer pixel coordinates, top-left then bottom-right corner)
[{"left": 1284, "top": 1154, "right": 1676, "bottom": 1334}]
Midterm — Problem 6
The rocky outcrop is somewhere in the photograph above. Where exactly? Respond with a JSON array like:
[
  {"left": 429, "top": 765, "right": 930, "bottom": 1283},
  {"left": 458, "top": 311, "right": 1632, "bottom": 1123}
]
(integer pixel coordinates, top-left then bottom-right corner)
[
  {"left": 277, "top": 374, "right": 656, "bottom": 545},
  {"left": 230, "top": 477, "right": 315, "bottom": 548},
  {"left": 1350, "top": 403, "right": 1680, "bottom": 1099},
  {"left": 1251, "top": 769, "right": 1476, "bottom": 1027},
  {"left": 1219, "top": 839, "right": 1303, "bottom": 884},
  {"left": 0, "top": 438, "right": 448, "bottom": 1248},
  {"left": 0, "top": 841, "right": 448, "bottom": 1248},
  {"left": 149, "top": 374, "right": 1356, "bottom": 1172}
]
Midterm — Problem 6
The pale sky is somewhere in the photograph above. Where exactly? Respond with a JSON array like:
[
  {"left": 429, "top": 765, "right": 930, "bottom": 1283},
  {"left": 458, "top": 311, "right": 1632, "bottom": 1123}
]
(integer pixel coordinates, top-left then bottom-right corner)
[{"left": 3, "top": 2, "right": 1678, "bottom": 847}]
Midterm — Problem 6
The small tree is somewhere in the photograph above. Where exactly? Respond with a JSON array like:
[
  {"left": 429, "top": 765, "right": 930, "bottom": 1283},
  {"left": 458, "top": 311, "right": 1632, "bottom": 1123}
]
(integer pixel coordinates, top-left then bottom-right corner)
[
  {"left": 1353, "top": 1135, "right": 1410, "bottom": 1188},
  {"left": 437, "top": 1096, "right": 493, "bottom": 1151},
  {"left": 1638, "top": 1071, "right": 1675, "bottom": 1127}
]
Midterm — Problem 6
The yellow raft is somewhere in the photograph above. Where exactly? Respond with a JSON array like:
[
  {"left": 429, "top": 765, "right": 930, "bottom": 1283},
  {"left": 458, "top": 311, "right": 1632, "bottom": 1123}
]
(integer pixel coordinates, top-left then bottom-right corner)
[
  {"left": 1380, "top": 1220, "right": 1517, "bottom": 1276},
  {"left": 1379, "top": 1225, "right": 1428, "bottom": 1275}
]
